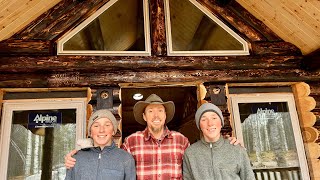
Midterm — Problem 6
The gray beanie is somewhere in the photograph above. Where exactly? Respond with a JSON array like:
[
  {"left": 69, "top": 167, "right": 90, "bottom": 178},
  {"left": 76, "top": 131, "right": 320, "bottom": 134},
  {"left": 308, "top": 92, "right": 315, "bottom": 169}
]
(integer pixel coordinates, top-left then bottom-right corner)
[
  {"left": 195, "top": 103, "right": 224, "bottom": 129},
  {"left": 88, "top": 109, "right": 118, "bottom": 135}
]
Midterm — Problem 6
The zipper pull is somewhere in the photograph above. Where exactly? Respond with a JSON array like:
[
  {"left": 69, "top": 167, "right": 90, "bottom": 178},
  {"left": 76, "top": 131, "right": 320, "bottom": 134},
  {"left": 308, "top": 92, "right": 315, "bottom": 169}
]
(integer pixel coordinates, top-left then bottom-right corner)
[
  {"left": 210, "top": 143, "right": 212, "bottom": 148},
  {"left": 99, "top": 153, "right": 101, "bottom": 159}
]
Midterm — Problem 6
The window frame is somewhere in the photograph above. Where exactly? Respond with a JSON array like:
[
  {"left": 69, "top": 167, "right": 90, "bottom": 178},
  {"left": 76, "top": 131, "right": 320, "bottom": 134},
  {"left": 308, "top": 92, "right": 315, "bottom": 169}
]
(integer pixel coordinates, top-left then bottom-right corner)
[
  {"left": 0, "top": 98, "right": 87, "bottom": 179},
  {"left": 57, "top": 0, "right": 151, "bottom": 56},
  {"left": 229, "top": 93, "right": 310, "bottom": 179},
  {"left": 164, "top": 0, "right": 250, "bottom": 56}
]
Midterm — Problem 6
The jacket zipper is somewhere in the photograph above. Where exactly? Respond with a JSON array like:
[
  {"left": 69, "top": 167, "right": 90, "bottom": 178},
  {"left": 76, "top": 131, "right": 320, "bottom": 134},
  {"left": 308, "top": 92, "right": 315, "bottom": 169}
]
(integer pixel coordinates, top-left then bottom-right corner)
[
  {"left": 96, "top": 152, "right": 101, "bottom": 180},
  {"left": 210, "top": 143, "right": 214, "bottom": 167}
]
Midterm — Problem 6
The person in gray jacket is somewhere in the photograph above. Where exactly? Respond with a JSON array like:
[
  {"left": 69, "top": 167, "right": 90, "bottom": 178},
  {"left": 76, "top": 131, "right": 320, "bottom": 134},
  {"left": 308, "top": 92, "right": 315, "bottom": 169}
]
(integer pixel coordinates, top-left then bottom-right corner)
[
  {"left": 65, "top": 109, "right": 136, "bottom": 180},
  {"left": 183, "top": 103, "right": 255, "bottom": 180}
]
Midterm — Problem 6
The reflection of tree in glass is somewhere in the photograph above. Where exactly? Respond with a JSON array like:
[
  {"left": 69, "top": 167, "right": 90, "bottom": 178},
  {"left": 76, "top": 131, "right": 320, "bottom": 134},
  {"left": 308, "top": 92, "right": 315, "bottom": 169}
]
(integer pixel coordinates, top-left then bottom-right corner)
[
  {"left": 8, "top": 123, "right": 76, "bottom": 180},
  {"left": 242, "top": 112, "right": 299, "bottom": 168}
]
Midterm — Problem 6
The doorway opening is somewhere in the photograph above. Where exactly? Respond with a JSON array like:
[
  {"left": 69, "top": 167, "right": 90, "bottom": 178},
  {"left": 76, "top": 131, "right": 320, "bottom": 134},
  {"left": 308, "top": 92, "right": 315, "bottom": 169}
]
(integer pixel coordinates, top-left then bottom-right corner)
[{"left": 120, "top": 85, "right": 199, "bottom": 143}]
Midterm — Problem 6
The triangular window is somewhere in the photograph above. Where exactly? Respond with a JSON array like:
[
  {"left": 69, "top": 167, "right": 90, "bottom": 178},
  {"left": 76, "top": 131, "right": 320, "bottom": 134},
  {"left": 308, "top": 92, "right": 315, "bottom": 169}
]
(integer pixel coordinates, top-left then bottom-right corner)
[
  {"left": 164, "top": 0, "right": 249, "bottom": 56},
  {"left": 57, "top": 0, "right": 151, "bottom": 56}
]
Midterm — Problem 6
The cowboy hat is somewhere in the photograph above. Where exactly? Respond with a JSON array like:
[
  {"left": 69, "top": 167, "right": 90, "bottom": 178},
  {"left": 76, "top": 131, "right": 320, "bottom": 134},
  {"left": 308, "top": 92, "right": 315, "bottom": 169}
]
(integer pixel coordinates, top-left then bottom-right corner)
[{"left": 133, "top": 94, "right": 175, "bottom": 125}]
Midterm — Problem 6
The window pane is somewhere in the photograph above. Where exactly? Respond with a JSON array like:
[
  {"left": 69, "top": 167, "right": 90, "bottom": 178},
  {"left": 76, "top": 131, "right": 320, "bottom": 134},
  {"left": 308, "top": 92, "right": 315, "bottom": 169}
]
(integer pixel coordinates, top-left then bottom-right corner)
[
  {"left": 168, "top": 0, "right": 245, "bottom": 51},
  {"left": 64, "top": 0, "right": 145, "bottom": 52},
  {"left": 238, "top": 102, "right": 303, "bottom": 179},
  {"left": 8, "top": 109, "right": 76, "bottom": 180}
]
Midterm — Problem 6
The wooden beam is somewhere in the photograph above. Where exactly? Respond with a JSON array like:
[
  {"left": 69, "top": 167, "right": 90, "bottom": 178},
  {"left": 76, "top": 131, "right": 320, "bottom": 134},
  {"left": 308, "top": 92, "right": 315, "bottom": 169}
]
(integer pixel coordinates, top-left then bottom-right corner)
[
  {"left": 0, "top": 38, "right": 300, "bottom": 56},
  {"left": 188, "top": 16, "right": 216, "bottom": 50},
  {"left": 150, "top": 0, "right": 167, "bottom": 56},
  {"left": 251, "top": 42, "right": 302, "bottom": 56},
  {"left": 0, "top": 69, "right": 320, "bottom": 88},
  {"left": 302, "top": 49, "right": 320, "bottom": 71},
  {"left": 13, "top": 0, "right": 110, "bottom": 40},
  {"left": 227, "top": 1, "right": 281, "bottom": 41},
  {"left": 197, "top": 0, "right": 266, "bottom": 41},
  {"left": 0, "top": 55, "right": 302, "bottom": 73},
  {"left": 82, "top": 19, "right": 105, "bottom": 50},
  {"left": 0, "top": 40, "right": 52, "bottom": 56}
]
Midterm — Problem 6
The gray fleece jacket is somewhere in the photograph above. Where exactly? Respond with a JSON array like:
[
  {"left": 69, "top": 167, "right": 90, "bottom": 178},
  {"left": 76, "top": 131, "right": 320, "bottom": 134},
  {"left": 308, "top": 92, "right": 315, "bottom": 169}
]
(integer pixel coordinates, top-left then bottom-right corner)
[
  {"left": 183, "top": 136, "right": 255, "bottom": 180},
  {"left": 65, "top": 142, "right": 136, "bottom": 180}
]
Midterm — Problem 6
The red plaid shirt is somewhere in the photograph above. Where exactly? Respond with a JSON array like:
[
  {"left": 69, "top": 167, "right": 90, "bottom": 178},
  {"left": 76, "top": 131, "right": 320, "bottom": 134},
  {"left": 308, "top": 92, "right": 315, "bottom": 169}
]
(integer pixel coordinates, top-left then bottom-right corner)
[{"left": 121, "top": 127, "right": 190, "bottom": 180}]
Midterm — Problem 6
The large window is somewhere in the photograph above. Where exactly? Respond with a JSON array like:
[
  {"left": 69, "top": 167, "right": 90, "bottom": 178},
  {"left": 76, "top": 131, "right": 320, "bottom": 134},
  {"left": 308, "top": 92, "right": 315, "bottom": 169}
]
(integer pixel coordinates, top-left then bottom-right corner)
[
  {"left": 57, "top": 0, "right": 151, "bottom": 56},
  {"left": 0, "top": 99, "right": 87, "bottom": 180},
  {"left": 230, "top": 93, "right": 310, "bottom": 180},
  {"left": 164, "top": 0, "right": 249, "bottom": 56}
]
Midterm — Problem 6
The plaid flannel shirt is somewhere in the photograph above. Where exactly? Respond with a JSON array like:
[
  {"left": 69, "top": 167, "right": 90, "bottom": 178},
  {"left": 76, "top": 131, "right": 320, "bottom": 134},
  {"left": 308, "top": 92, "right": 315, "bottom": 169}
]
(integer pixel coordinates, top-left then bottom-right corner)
[{"left": 121, "top": 127, "right": 190, "bottom": 180}]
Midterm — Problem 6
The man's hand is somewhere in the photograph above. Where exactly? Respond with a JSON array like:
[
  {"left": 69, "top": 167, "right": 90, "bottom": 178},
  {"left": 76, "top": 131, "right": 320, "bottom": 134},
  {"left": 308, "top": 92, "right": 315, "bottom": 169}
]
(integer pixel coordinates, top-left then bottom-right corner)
[
  {"left": 227, "top": 136, "right": 244, "bottom": 147},
  {"left": 64, "top": 149, "right": 78, "bottom": 169}
]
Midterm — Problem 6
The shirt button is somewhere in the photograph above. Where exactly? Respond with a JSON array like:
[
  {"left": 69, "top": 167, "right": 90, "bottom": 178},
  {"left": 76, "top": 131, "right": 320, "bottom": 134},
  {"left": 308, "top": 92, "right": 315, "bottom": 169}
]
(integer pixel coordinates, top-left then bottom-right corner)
[
  {"left": 158, "top": 174, "right": 161, "bottom": 177},
  {"left": 158, "top": 159, "right": 160, "bottom": 162}
]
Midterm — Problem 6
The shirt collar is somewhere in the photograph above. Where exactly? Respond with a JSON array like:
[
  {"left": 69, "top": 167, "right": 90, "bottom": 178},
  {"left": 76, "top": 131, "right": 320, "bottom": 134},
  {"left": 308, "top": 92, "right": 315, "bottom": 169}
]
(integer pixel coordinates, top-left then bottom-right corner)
[
  {"left": 201, "top": 135, "right": 224, "bottom": 149},
  {"left": 143, "top": 126, "right": 173, "bottom": 141}
]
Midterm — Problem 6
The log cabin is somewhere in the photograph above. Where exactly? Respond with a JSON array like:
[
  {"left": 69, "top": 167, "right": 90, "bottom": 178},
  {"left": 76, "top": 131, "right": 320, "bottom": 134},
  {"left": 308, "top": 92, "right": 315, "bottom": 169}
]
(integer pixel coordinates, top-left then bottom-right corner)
[{"left": 0, "top": 0, "right": 319, "bottom": 179}]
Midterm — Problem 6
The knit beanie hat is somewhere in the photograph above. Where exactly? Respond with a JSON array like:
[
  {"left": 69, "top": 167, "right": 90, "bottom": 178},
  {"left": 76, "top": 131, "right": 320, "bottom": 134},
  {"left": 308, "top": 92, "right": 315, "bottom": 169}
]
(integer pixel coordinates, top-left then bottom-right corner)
[
  {"left": 195, "top": 103, "right": 224, "bottom": 129},
  {"left": 88, "top": 109, "right": 118, "bottom": 135}
]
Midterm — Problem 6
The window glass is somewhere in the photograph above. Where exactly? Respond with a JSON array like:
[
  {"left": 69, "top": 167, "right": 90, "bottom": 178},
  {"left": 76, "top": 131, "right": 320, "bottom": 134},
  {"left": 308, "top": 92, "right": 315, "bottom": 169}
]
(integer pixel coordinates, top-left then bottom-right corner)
[
  {"left": 165, "top": 0, "right": 249, "bottom": 55},
  {"left": 230, "top": 94, "right": 310, "bottom": 179},
  {"left": 239, "top": 102, "right": 299, "bottom": 168},
  {"left": 7, "top": 109, "right": 76, "bottom": 180},
  {"left": 58, "top": 0, "right": 150, "bottom": 56}
]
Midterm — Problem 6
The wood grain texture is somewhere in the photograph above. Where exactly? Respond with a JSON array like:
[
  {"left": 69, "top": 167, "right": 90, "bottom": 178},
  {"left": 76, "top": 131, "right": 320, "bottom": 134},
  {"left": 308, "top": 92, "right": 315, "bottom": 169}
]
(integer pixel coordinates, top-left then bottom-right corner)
[
  {"left": 236, "top": 0, "right": 320, "bottom": 54},
  {"left": 0, "top": 69, "right": 320, "bottom": 88}
]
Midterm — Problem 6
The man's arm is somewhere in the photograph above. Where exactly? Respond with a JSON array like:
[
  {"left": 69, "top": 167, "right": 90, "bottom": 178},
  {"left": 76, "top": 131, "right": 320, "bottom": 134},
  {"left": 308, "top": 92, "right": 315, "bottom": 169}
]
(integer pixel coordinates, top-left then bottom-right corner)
[
  {"left": 64, "top": 149, "right": 78, "bottom": 169},
  {"left": 64, "top": 166, "right": 75, "bottom": 180}
]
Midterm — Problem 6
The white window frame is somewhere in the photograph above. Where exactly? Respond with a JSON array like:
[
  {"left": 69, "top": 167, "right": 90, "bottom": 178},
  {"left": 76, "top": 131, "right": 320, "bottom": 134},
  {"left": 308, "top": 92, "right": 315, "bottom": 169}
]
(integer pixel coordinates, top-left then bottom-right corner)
[
  {"left": 229, "top": 93, "right": 310, "bottom": 179},
  {"left": 0, "top": 98, "right": 87, "bottom": 179},
  {"left": 57, "top": 0, "right": 151, "bottom": 56},
  {"left": 164, "top": 0, "right": 249, "bottom": 56}
]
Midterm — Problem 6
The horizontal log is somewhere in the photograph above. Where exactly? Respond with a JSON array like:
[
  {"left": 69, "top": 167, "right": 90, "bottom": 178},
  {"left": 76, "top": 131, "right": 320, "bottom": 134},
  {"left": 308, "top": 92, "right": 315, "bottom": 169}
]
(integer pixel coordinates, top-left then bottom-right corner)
[
  {"left": 0, "top": 55, "right": 302, "bottom": 72},
  {"left": 302, "top": 49, "right": 320, "bottom": 71},
  {"left": 0, "top": 40, "right": 52, "bottom": 56},
  {"left": 0, "top": 69, "right": 320, "bottom": 88},
  {"left": 251, "top": 42, "right": 302, "bottom": 56},
  {"left": 0, "top": 39, "right": 300, "bottom": 56}
]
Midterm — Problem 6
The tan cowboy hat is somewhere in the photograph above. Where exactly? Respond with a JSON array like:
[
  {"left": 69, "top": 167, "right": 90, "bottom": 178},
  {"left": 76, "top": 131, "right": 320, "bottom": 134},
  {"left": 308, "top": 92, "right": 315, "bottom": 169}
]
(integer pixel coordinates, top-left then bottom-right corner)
[{"left": 133, "top": 94, "right": 175, "bottom": 125}]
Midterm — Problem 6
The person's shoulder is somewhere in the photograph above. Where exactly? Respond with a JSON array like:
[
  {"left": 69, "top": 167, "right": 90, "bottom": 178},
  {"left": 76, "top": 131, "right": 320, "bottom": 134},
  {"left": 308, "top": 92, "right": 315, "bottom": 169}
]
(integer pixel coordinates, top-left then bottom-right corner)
[
  {"left": 169, "top": 130, "right": 188, "bottom": 139},
  {"left": 222, "top": 138, "right": 245, "bottom": 151},
  {"left": 114, "top": 147, "right": 134, "bottom": 159},
  {"left": 114, "top": 147, "right": 132, "bottom": 156},
  {"left": 73, "top": 148, "right": 94, "bottom": 159},
  {"left": 125, "top": 130, "right": 144, "bottom": 139},
  {"left": 185, "top": 140, "right": 202, "bottom": 153},
  {"left": 189, "top": 140, "right": 202, "bottom": 148}
]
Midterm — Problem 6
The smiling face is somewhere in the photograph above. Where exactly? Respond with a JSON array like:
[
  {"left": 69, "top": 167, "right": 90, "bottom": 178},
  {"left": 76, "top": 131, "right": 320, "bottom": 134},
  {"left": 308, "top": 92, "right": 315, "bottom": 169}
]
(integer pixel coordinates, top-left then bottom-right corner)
[
  {"left": 90, "top": 117, "right": 114, "bottom": 149},
  {"left": 143, "top": 104, "right": 166, "bottom": 135},
  {"left": 199, "top": 111, "right": 222, "bottom": 143}
]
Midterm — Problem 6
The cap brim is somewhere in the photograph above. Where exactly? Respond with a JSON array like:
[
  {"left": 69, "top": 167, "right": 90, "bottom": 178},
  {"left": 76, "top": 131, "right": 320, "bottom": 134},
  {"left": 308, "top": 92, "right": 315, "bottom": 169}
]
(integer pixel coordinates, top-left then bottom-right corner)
[{"left": 133, "top": 101, "right": 175, "bottom": 125}]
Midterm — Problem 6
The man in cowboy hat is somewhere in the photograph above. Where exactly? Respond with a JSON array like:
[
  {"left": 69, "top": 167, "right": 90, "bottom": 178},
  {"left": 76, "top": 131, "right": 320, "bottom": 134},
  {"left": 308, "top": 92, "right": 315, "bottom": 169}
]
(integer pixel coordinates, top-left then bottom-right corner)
[
  {"left": 120, "top": 94, "right": 189, "bottom": 180},
  {"left": 64, "top": 94, "right": 240, "bottom": 179}
]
